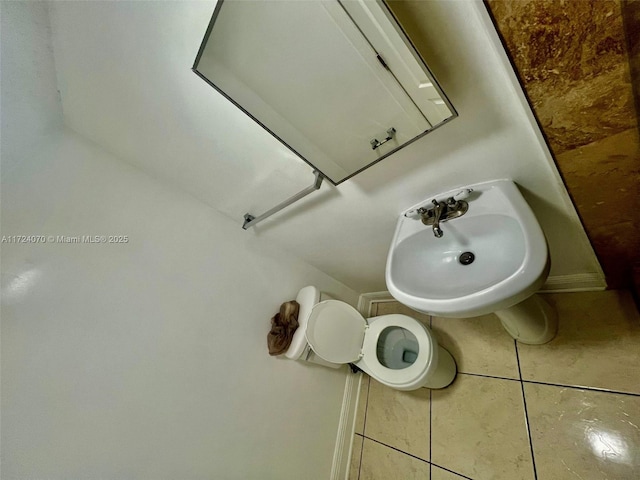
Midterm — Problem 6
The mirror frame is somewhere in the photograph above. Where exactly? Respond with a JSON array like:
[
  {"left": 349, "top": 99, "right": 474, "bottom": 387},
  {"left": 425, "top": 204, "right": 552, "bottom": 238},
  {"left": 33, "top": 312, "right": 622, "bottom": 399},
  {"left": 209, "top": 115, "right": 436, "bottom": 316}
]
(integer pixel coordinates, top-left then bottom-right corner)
[{"left": 192, "top": 0, "right": 457, "bottom": 185}]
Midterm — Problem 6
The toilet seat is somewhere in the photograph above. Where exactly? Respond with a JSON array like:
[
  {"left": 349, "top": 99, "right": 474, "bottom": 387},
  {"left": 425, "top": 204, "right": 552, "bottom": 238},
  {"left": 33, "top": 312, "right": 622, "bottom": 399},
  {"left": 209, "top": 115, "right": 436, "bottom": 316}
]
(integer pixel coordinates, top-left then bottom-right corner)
[
  {"left": 305, "top": 300, "right": 436, "bottom": 389},
  {"left": 357, "top": 314, "right": 437, "bottom": 389},
  {"left": 306, "top": 301, "right": 367, "bottom": 363}
]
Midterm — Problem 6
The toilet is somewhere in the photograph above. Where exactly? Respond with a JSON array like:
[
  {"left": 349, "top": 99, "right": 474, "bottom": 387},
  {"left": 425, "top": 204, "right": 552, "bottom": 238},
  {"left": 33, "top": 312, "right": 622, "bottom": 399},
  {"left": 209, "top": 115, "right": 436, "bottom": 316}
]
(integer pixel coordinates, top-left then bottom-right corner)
[{"left": 285, "top": 286, "right": 457, "bottom": 390}]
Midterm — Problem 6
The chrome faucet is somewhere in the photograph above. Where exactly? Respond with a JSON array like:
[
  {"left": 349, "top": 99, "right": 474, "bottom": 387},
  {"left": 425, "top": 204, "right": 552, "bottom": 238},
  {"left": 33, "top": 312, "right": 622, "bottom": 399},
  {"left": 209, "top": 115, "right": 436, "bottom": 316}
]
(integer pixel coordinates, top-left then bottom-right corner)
[{"left": 416, "top": 190, "right": 472, "bottom": 238}]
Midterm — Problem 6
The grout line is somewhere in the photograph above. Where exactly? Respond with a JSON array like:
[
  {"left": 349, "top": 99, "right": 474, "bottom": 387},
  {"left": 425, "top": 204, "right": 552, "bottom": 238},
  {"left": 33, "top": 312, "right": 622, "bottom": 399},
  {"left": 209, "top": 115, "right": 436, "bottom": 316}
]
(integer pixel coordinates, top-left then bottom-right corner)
[
  {"left": 456, "top": 371, "right": 640, "bottom": 398},
  {"left": 514, "top": 339, "right": 522, "bottom": 383},
  {"left": 515, "top": 340, "right": 538, "bottom": 480},
  {"left": 430, "top": 462, "right": 474, "bottom": 480},
  {"left": 457, "top": 371, "right": 520, "bottom": 382},
  {"left": 361, "top": 435, "right": 430, "bottom": 465},
  {"left": 363, "top": 435, "right": 473, "bottom": 480},
  {"left": 355, "top": 434, "right": 363, "bottom": 480},
  {"left": 521, "top": 379, "right": 640, "bottom": 398},
  {"left": 358, "top": 376, "right": 370, "bottom": 479},
  {"left": 362, "top": 376, "right": 370, "bottom": 434}
]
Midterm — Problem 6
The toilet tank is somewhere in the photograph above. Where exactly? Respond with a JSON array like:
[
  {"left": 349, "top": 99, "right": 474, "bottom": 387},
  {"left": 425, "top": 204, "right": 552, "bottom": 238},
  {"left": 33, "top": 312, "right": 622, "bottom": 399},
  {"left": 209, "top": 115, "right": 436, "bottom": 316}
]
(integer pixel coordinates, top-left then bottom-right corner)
[{"left": 285, "top": 286, "right": 341, "bottom": 368}]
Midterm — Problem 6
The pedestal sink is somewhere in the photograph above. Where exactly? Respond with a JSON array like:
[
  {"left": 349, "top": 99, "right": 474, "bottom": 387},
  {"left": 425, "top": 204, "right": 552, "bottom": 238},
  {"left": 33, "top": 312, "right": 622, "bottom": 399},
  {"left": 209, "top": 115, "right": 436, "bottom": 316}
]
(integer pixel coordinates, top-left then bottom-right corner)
[{"left": 386, "top": 179, "right": 557, "bottom": 344}]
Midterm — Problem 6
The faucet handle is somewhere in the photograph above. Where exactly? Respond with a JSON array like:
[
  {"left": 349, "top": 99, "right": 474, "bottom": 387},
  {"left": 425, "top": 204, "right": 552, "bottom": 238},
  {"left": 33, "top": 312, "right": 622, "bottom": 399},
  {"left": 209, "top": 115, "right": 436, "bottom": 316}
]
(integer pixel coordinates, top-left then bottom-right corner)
[
  {"left": 454, "top": 189, "right": 473, "bottom": 201},
  {"left": 418, "top": 206, "right": 434, "bottom": 218}
]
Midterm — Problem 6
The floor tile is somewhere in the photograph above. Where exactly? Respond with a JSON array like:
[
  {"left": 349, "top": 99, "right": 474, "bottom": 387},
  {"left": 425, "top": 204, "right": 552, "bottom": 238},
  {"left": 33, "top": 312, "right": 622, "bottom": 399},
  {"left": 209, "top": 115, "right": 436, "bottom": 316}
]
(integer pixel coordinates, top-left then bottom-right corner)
[
  {"left": 360, "top": 438, "right": 431, "bottom": 480},
  {"left": 525, "top": 382, "right": 640, "bottom": 480},
  {"left": 518, "top": 291, "right": 640, "bottom": 394},
  {"left": 355, "top": 374, "right": 370, "bottom": 435},
  {"left": 431, "top": 314, "right": 519, "bottom": 379},
  {"left": 431, "top": 465, "right": 469, "bottom": 480},
  {"left": 374, "top": 301, "right": 430, "bottom": 325},
  {"left": 364, "top": 379, "right": 430, "bottom": 461},
  {"left": 431, "top": 374, "right": 534, "bottom": 479},
  {"left": 349, "top": 435, "right": 364, "bottom": 480}
]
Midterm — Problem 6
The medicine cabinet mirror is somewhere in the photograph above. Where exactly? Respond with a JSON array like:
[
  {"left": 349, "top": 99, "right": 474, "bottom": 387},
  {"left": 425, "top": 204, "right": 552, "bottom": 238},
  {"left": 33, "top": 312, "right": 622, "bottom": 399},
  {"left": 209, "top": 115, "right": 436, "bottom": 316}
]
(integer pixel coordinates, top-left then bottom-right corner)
[{"left": 193, "top": 0, "right": 457, "bottom": 186}]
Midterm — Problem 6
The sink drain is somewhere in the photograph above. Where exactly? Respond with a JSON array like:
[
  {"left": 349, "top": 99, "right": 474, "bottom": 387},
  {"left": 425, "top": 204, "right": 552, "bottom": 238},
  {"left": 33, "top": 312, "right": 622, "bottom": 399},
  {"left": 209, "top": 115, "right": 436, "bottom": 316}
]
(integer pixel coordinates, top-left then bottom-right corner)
[{"left": 459, "top": 252, "right": 475, "bottom": 265}]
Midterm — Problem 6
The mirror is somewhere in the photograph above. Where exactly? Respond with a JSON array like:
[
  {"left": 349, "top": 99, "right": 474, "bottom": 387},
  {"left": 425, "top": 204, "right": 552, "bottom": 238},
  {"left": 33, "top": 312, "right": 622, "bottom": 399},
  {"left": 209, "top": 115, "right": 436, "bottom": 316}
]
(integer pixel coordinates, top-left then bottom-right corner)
[{"left": 194, "top": 0, "right": 456, "bottom": 185}]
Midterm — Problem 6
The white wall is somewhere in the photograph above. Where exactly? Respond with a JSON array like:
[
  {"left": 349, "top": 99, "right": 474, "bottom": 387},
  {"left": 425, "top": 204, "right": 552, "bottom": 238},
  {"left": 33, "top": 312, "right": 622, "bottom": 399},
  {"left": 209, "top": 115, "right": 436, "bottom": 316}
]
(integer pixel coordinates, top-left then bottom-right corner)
[
  {"left": 1, "top": 0, "right": 62, "bottom": 166},
  {"left": 1, "top": 3, "right": 359, "bottom": 478},
  {"left": 46, "top": 0, "right": 605, "bottom": 293}
]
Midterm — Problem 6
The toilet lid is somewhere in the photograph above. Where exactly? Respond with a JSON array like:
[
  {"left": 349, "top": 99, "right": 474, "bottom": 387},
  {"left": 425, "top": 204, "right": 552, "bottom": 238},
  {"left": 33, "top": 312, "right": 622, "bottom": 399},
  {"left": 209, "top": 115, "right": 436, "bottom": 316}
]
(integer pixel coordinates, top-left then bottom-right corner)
[{"left": 306, "top": 300, "right": 367, "bottom": 364}]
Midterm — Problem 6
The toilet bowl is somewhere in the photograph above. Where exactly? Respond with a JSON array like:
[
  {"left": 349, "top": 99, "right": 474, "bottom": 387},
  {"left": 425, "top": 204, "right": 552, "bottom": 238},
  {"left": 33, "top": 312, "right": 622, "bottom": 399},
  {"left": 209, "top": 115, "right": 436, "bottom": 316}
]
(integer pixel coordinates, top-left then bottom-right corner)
[{"left": 285, "top": 286, "right": 456, "bottom": 390}]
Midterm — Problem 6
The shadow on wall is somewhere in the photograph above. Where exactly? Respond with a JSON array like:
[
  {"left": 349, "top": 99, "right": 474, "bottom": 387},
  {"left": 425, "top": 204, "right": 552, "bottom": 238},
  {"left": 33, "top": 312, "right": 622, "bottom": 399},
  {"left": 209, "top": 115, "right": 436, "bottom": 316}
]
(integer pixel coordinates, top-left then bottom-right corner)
[
  {"left": 622, "top": 0, "right": 640, "bottom": 135},
  {"left": 518, "top": 185, "right": 604, "bottom": 277}
]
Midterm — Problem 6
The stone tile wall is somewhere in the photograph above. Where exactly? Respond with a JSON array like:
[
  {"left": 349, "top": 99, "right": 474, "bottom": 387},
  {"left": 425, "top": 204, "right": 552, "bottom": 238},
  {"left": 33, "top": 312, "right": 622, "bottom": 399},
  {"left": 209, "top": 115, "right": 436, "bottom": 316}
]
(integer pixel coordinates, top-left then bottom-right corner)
[
  {"left": 486, "top": 0, "right": 640, "bottom": 288},
  {"left": 623, "top": 0, "right": 640, "bottom": 121},
  {"left": 622, "top": 0, "right": 640, "bottom": 293}
]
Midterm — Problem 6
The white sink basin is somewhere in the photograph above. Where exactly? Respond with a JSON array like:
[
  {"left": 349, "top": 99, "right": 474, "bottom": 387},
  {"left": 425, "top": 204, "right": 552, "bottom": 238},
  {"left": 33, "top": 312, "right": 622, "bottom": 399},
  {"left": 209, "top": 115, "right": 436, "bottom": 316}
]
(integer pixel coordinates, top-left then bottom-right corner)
[{"left": 386, "top": 180, "right": 550, "bottom": 318}]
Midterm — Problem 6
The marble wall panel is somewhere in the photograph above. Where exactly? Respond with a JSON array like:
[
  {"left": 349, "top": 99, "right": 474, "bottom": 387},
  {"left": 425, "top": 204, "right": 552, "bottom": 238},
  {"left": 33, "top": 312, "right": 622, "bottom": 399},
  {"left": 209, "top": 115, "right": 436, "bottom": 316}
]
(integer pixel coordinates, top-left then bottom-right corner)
[
  {"left": 486, "top": 0, "right": 640, "bottom": 288},
  {"left": 622, "top": 0, "right": 640, "bottom": 121}
]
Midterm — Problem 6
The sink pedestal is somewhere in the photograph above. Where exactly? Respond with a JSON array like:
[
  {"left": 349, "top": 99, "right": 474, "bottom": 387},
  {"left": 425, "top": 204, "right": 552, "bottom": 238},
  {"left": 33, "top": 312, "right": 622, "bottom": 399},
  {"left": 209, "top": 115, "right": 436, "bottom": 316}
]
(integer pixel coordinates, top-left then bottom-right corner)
[{"left": 494, "top": 294, "right": 558, "bottom": 345}]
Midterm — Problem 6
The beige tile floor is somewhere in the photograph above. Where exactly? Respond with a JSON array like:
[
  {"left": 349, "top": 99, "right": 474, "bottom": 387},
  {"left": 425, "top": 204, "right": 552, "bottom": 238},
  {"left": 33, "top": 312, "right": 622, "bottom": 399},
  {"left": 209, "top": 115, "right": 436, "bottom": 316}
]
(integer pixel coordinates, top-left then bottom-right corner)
[{"left": 350, "top": 290, "right": 640, "bottom": 480}]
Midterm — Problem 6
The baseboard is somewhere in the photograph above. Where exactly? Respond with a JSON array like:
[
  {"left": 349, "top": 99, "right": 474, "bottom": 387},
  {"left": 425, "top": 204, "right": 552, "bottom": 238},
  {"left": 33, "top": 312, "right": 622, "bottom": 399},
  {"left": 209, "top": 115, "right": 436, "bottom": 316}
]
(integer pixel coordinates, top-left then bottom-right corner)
[
  {"left": 356, "top": 291, "right": 395, "bottom": 316},
  {"left": 540, "top": 273, "right": 606, "bottom": 292},
  {"left": 330, "top": 371, "right": 362, "bottom": 480}
]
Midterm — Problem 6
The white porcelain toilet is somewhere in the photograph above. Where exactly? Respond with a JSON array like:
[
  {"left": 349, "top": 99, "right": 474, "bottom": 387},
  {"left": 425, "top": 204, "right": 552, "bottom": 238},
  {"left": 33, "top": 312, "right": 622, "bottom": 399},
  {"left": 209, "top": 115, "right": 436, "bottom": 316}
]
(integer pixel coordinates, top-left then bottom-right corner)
[{"left": 285, "top": 286, "right": 457, "bottom": 390}]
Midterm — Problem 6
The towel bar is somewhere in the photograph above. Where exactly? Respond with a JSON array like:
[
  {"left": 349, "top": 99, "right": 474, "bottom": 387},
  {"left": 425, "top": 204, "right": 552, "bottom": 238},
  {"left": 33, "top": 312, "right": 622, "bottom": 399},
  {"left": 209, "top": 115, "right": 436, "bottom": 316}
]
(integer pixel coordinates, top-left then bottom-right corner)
[{"left": 242, "top": 170, "right": 324, "bottom": 230}]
